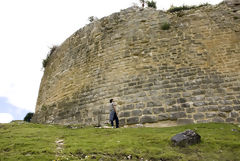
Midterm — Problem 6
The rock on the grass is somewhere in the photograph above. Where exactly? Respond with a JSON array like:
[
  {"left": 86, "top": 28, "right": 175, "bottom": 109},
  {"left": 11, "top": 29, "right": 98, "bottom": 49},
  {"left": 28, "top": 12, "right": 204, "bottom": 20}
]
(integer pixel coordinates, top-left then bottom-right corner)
[{"left": 171, "top": 129, "right": 201, "bottom": 147}]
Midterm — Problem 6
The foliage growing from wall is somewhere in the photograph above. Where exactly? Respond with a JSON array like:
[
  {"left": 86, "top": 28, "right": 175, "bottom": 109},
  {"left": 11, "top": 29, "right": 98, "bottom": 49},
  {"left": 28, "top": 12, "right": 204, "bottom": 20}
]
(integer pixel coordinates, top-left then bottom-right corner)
[
  {"left": 24, "top": 112, "right": 34, "bottom": 122},
  {"left": 168, "top": 3, "right": 209, "bottom": 13},
  {"left": 234, "top": 16, "right": 239, "bottom": 20},
  {"left": 146, "top": 0, "right": 157, "bottom": 9},
  {"left": 161, "top": 22, "right": 170, "bottom": 30},
  {"left": 42, "top": 45, "right": 58, "bottom": 68}
]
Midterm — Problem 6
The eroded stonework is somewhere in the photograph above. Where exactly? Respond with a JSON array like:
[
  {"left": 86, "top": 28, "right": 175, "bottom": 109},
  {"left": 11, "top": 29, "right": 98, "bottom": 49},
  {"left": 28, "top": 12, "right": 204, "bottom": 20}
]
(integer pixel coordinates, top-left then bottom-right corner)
[{"left": 32, "top": 1, "right": 240, "bottom": 126}]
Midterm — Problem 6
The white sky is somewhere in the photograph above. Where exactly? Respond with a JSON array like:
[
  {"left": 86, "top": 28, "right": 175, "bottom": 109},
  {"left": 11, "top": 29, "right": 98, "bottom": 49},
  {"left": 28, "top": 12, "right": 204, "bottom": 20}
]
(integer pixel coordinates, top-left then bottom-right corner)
[
  {"left": 0, "top": 113, "right": 14, "bottom": 123},
  {"left": 0, "top": 0, "right": 222, "bottom": 123}
]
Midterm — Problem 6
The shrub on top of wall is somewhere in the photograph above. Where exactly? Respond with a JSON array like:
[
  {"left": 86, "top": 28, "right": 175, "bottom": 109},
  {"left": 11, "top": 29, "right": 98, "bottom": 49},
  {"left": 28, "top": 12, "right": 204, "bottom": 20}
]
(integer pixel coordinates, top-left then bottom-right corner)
[
  {"left": 42, "top": 45, "right": 58, "bottom": 68},
  {"left": 146, "top": 0, "right": 157, "bottom": 9},
  {"left": 24, "top": 112, "right": 34, "bottom": 122},
  {"left": 168, "top": 3, "right": 209, "bottom": 13}
]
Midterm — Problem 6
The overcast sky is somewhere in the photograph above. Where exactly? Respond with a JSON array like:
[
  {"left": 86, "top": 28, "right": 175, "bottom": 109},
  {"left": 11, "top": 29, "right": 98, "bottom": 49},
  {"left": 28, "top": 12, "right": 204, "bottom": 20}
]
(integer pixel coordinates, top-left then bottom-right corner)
[{"left": 0, "top": 0, "right": 222, "bottom": 123}]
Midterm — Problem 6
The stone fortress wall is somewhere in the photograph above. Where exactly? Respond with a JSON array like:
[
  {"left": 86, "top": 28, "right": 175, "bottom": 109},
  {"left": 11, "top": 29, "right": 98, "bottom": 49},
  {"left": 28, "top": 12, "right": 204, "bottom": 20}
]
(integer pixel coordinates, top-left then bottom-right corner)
[{"left": 32, "top": 0, "right": 240, "bottom": 126}]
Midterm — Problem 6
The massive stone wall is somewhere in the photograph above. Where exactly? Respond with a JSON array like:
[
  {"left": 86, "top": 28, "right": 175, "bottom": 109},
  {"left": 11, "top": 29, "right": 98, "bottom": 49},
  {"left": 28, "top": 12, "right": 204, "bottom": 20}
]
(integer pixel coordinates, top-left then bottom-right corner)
[{"left": 32, "top": 1, "right": 240, "bottom": 126}]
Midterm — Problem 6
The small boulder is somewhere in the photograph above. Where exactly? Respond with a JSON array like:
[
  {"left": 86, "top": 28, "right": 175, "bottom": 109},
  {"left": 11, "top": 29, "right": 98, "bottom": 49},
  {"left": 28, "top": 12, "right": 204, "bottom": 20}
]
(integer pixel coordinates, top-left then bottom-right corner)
[{"left": 171, "top": 129, "right": 201, "bottom": 147}]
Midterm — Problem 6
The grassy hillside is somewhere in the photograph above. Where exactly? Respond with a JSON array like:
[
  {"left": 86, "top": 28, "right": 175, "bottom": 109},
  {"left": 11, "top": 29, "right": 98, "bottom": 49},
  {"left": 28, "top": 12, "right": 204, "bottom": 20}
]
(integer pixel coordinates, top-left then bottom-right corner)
[{"left": 0, "top": 123, "right": 240, "bottom": 161}]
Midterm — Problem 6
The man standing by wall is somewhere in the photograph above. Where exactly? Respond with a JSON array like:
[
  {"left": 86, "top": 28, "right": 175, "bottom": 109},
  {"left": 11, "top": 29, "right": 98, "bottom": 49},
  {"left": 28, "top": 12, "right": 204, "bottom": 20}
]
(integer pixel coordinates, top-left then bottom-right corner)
[{"left": 109, "top": 99, "right": 119, "bottom": 128}]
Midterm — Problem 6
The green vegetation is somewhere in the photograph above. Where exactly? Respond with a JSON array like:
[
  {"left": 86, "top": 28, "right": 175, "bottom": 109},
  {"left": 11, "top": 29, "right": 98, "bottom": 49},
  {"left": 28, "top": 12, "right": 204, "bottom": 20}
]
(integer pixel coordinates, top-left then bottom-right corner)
[
  {"left": 139, "top": 0, "right": 145, "bottom": 7},
  {"left": 146, "top": 0, "right": 157, "bottom": 9},
  {"left": 42, "top": 45, "right": 58, "bottom": 68},
  {"left": 139, "top": 0, "right": 156, "bottom": 9},
  {"left": 234, "top": 16, "right": 239, "bottom": 20},
  {"left": 0, "top": 123, "right": 240, "bottom": 160},
  {"left": 168, "top": 3, "right": 209, "bottom": 13},
  {"left": 161, "top": 22, "right": 170, "bottom": 30},
  {"left": 23, "top": 112, "right": 34, "bottom": 122}
]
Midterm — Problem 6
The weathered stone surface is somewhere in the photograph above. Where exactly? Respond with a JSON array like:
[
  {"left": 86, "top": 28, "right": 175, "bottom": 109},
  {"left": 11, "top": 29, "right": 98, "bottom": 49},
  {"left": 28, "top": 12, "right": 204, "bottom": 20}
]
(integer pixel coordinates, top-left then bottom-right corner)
[
  {"left": 226, "top": 118, "right": 235, "bottom": 122},
  {"left": 230, "top": 111, "right": 239, "bottom": 118},
  {"left": 152, "top": 107, "right": 165, "bottom": 114},
  {"left": 197, "top": 120, "right": 210, "bottom": 123},
  {"left": 119, "top": 118, "right": 125, "bottom": 125},
  {"left": 219, "top": 106, "right": 233, "bottom": 112},
  {"left": 166, "top": 106, "right": 183, "bottom": 112},
  {"left": 205, "top": 112, "right": 217, "bottom": 118},
  {"left": 127, "top": 117, "right": 139, "bottom": 124},
  {"left": 136, "top": 103, "right": 145, "bottom": 109},
  {"left": 157, "top": 114, "right": 169, "bottom": 121},
  {"left": 186, "top": 108, "right": 196, "bottom": 113},
  {"left": 132, "top": 110, "right": 142, "bottom": 116},
  {"left": 171, "top": 130, "right": 201, "bottom": 147},
  {"left": 143, "top": 108, "right": 153, "bottom": 115},
  {"left": 123, "top": 104, "right": 135, "bottom": 110},
  {"left": 169, "top": 112, "right": 186, "bottom": 120},
  {"left": 32, "top": 3, "right": 240, "bottom": 126},
  {"left": 197, "top": 107, "right": 208, "bottom": 112},
  {"left": 181, "top": 103, "right": 190, "bottom": 108},
  {"left": 237, "top": 117, "right": 240, "bottom": 123},
  {"left": 193, "top": 113, "right": 205, "bottom": 120},
  {"left": 207, "top": 106, "right": 219, "bottom": 111},
  {"left": 193, "top": 102, "right": 207, "bottom": 107},
  {"left": 218, "top": 112, "right": 227, "bottom": 118},
  {"left": 177, "top": 119, "right": 194, "bottom": 125},
  {"left": 225, "top": 0, "right": 240, "bottom": 7},
  {"left": 234, "top": 106, "right": 240, "bottom": 111},
  {"left": 147, "top": 101, "right": 162, "bottom": 107},
  {"left": 140, "top": 116, "right": 157, "bottom": 124},
  {"left": 119, "top": 111, "right": 130, "bottom": 118},
  {"left": 177, "top": 98, "right": 187, "bottom": 103},
  {"left": 212, "top": 117, "right": 225, "bottom": 123}
]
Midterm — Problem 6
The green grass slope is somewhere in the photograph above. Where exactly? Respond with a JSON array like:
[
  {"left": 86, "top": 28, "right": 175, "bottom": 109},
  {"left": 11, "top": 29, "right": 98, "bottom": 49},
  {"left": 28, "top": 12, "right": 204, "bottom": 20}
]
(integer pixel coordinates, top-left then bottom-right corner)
[{"left": 0, "top": 123, "right": 240, "bottom": 161}]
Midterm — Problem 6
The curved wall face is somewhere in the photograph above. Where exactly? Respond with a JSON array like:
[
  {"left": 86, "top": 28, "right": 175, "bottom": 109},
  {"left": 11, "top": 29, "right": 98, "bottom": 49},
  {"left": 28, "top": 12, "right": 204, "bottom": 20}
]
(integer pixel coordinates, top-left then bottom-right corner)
[{"left": 32, "top": 3, "right": 240, "bottom": 126}]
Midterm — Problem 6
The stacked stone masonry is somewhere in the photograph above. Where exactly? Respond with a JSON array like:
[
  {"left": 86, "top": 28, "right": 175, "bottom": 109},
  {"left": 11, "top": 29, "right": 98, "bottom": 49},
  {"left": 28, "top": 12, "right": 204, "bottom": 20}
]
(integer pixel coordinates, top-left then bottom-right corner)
[{"left": 32, "top": 1, "right": 240, "bottom": 126}]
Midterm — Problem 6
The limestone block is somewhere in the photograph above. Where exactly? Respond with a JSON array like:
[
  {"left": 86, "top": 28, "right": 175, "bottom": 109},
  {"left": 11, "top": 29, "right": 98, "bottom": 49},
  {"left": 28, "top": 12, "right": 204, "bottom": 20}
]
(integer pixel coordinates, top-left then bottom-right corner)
[
  {"left": 123, "top": 104, "right": 135, "bottom": 110},
  {"left": 207, "top": 106, "right": 218, "bottom": 111},
  {"left": 131, "top": 110, "right": 142, "bottom": 116},
  {"left": 234, "top": 106, "right": 240, "bottom": 111},
  {"left": 230, "top": 111, "right": 239, "bottom": 118},
  {"left": 140, "top": 116, "right": 157, "bottom": 124},
  {"left": 143, "top": 108, "right": 153, "bottom": 115},
  {"left": 169, "top": 112, "right": 187, "bottom": 120},
  {"left": 152, "top": 107, "right": 165, "bottom": 114},
  {"left": 157, "top": 114, "right": 169, "bottom": 121},
  {"left": 212, "top": 117, "right": 225, "bottom": 123},
  {"left": 205, "top": 112, "right": 217, "bottom": 118},
  {"left": 119, "top": 111, "right": 130, "bottom": 117},
  {"left": 127, "top": 117, "right": 139, "bottom": 124},
  {"left": 219, "top": 106, "right": 233, "bottom": 112},
  {"left": 226, "top": 118, "right": 235, "bottom": 122},
  {"left": 177, "top": 119, "right": 194, "bottom": 125},
  {"left": 136, "top": 103, "right": 145, "bottom": 109},
  {"left": 193, "top": 113, "right": 205, "bottom": 120}
]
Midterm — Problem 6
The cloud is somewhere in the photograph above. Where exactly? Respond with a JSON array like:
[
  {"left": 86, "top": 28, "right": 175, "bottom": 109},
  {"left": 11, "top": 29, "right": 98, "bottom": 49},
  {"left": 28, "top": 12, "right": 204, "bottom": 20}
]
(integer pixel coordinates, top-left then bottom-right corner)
[
  {"left": 0, "top": 113, "right": 13, "bottom": 123},
  {"left": 0, "top": 97, "right": 29, "bottom": 120}
]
